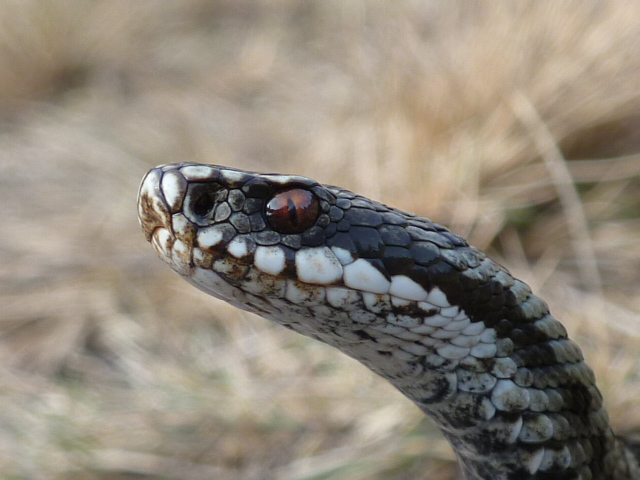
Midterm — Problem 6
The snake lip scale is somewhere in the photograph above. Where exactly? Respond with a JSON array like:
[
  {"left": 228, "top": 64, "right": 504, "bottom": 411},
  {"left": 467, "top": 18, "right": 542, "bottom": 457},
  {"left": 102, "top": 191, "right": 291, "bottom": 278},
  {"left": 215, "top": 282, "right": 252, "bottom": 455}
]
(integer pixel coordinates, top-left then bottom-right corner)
[{"left": 138, "top": 162, "right": 640, "bottom": 480}]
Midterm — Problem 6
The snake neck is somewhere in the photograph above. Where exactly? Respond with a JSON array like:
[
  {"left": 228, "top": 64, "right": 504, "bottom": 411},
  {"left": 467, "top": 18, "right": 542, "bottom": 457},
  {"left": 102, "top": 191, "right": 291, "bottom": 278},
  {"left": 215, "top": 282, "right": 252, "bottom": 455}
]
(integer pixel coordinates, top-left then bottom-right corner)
[
  {"left": 344, "top": 273, "right": 639, "bottom": 479},
  {"left": 383, "top": 323, "right": 638, "bottom": 480}
]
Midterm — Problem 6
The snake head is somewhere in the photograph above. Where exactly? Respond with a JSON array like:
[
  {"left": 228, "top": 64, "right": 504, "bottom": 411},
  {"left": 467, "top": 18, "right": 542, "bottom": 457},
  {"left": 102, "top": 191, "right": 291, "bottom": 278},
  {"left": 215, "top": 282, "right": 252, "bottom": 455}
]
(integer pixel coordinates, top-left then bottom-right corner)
[{"left": 137, "top": 163, "right": 339, "bottom": 306}]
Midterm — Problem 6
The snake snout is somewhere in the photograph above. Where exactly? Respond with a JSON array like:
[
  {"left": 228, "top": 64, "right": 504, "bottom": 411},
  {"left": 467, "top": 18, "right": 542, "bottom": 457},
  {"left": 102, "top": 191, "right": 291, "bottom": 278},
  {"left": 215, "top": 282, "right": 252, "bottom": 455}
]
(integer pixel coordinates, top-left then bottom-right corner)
[
  {"left": 138, "top": 167, "right": 172, "bottom": 240},
  {"left": 138, "top": 165, "right": 202, "bottom": 276}
]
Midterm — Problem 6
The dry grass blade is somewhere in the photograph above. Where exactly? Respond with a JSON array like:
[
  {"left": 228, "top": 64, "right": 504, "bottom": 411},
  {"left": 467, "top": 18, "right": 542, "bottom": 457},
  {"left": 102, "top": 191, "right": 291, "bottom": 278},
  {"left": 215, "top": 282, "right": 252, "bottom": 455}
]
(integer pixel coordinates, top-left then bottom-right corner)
[{"left": 511, "top": 91, "right": 603, "bottom": 295}]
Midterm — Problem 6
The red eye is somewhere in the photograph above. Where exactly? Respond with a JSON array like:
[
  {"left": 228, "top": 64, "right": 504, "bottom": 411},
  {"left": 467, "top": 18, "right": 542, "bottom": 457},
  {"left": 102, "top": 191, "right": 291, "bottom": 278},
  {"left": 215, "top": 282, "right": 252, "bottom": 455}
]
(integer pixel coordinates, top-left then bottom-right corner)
[{"left": 265, "top": 188, "right": 319, "bottom": 234}]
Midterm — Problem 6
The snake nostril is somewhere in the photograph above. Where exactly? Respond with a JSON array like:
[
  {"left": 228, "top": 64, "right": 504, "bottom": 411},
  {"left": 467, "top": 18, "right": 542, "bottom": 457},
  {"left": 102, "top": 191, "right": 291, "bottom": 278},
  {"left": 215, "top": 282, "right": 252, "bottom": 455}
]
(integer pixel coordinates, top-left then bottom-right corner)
[
  {"left": 184, "top": 183, "right": 227, "bottom": 225},
  {"left": 192, "top": 191, "right": 216, "bottom": 217}
]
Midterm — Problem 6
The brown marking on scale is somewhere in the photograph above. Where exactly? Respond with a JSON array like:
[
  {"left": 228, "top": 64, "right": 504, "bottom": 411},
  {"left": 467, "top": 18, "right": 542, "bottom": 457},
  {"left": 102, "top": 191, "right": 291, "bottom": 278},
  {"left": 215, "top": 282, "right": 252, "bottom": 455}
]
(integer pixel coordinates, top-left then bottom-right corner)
[
  {"left": 285, "top": 279, "right": 326, "bottom": 305},
  {"left": 197, "top": 240, "right": 225, "bottom": 256},
  {"left": 171, "top": 214, "right": 198, "bottom": 246},
  {"left": 151, "top": 228, "right": 174, "bottom": 260},
  {"left": 242, "top": 269, "right": 286, "bottom": 298},
  {"left": 213, "top": 257, "right": 251, "bottom": 284},
  {"left": 139, "top": 190, "right": 171, "bottom": 242}
]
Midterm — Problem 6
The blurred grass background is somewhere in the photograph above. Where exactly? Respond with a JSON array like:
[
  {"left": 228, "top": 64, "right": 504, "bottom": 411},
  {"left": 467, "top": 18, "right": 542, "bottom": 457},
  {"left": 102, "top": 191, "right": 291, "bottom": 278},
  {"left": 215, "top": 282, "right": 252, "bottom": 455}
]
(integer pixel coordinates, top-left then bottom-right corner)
[{"left": 1, "top": 1, "right": 640, "bottom": 479}]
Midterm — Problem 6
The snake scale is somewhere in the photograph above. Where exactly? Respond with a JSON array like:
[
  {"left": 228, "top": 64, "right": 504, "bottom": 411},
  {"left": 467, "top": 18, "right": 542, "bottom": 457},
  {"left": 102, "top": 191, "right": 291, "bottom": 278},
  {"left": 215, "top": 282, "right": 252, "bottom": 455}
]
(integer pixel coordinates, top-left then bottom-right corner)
[{"left": 138, "top": 162, "right": 640, "bottom": 480}]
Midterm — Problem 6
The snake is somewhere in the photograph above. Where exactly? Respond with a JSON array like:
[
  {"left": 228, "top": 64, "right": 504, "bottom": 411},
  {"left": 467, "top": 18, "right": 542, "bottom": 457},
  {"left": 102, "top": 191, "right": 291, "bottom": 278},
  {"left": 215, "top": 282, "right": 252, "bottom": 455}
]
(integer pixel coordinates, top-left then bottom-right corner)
[{"left": 137, "top": 162, "right": 640, "bottom": 480}]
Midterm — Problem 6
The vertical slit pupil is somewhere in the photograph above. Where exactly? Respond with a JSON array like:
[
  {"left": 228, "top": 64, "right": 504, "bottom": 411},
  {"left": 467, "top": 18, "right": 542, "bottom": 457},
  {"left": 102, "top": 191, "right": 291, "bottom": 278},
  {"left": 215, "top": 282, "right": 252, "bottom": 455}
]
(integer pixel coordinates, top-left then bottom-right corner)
[{"left": 287, "top": 197, "right": 299, "bottom": 226}]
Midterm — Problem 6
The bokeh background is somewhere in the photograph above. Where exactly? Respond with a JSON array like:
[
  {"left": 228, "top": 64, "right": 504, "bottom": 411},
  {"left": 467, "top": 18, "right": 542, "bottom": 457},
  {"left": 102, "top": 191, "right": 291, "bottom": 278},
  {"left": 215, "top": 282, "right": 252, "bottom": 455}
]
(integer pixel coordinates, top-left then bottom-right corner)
[{"left": 2, "top": 2, "right": 640, "bottom": 479}]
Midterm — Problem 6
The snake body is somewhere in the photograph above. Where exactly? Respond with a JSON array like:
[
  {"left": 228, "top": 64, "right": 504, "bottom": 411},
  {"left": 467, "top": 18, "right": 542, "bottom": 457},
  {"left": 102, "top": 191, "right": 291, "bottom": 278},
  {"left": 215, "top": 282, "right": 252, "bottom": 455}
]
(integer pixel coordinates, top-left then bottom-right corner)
[{"left": 138, "top": 162, "right": 640, "bottom": 480}]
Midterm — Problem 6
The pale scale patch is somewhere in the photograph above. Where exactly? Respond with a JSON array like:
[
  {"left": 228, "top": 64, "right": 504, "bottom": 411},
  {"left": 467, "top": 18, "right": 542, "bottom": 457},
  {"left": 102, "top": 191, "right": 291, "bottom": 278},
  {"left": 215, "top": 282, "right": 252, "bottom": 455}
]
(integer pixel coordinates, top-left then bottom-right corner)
[
  {"left": 348, "top": 310, "right": 378, "bottom": 324},
  {"left": 391, "top": 296, "right": 412, "bottom": 307},
  {"left": 388, "top": 275, "right": 428, "bottom": 301},
  {"left": 436, "top": 344, "right": 470, "bottom": 360},
  {"left": 479, "top": 329, "right": 497, "bottom": 343},
  {"left": 418, "top": 337, "right": 442, "bottom": 347},
  {"left": 430, "top": 328, "right": 462, "bottom": 340},
  {"left": 189, "top": 267, "right": 238, "bottom": 300},
  {"left": 457, "top": 371, "right": 497, "bottom": 393},
  {"left": 362, "top": 292, "right": 390, "bottom": 313},
  {"left": 423, "top": 314, "right": 451, "bottom": 327},
  {"left": 461, "top": 321, "right": 485, "bottom": 336},
  {"left": 539, "top": 446, "right": 571, "bottom": 471},
  {"left": 505, "top": 416, "right": 524, "bottom": 444},
  {"left": 226, "top": 236, "right": 250, "bottom": 258},
  {"left": 180, "top": 165, "right": 217, "bottom": 181},
  {"left": 492, "top": 356, "right": 518, "bottom": 378},
  {"left": 197, "top": 225, "right": 226, "bottom": 249},
  {"left": 214, "top": 202, "right": 231, "bottom": 222},
  {"left": 525, "top": 449, "right": 545, "bottom": 475},
  {"left": 212, "top": 257, "right": 248, "bottom": 281},
  {"left": 310, "top": 304, "right": 347, "bottom": 321},
  {"left": 425, "top": 287, "right": 450, "bottom": 307},
  {"left": 161, "top": 170, "right": 187, "bottom": 212},
  {"left": 171, "top": 213, "right": 192, "bottom": 237},
  {"left": 296, "top": 247, "right": 343, "bottom": 284},
  {"left": 239, "top": 271, "right": 286, "bottom": 297},
  {"left": 192, "top": 248, "right": 213, "bottom": 268},
  {"left": 343, "top": 259, "right": 391, "bottom": 294},
  {"left": 417, "top": 301, "right": 438, "bottom": 313},
  {"left": 326, "top": 287, "right": 362, "bottom": 311},
  {"left": 254, "top": 246, "right": 286, "bottom": 275},
  {"left": 527, "top": 389, "right": 550, "bottom": 412},
  {"left": 370, "top": 323, "right": 407, "bottom": 335},
  {"left": 260, "top": 174, "right": 311, "bottom": 185},
  {"left": 151, "top": 227, "right": 172, "bottom": 260},
  {"left": 138, "top": 168, "right": 161, "bottom": 205},
  {"left": 388, "top": 314, "right": 422, "bottom": 328},
  {"left": 331, "top": 246, "right": 354, "bottom": 265},
  {"left": 450, "top": 335, "right": 480, "bottom": 348},
  {"left": 408, "top": 324, "right": 436, "bottom": 334},
  {"left": 452, "top": 311, "right": 468, "bottom": 321},
  {"left": 219, "top": 169, "right": 248, "bottom": 182},
  {"left": 170, "top": 239, "right": 191, "bottom": 275},
  {"left": 138, "top": 169, "right": 170, "bottom": 224},
  {"left": 518, "top": 414, "right": 554, "bottom": 443},
  {"left": 399, "top": 342, "right": 431, "bottom": 356},
  {"left": 537, "top": 449, "right": 554, "bottom": 471},
  {"left": 491, "top": 379, "right": 530, "bottom": 411},
  {"left": 479, "top": 397, "right": 497, "bottom": 420},
  {"left": 389, "top": 330, "right": 424, "bottom": 344},
  {"left": 285, "top": 279, "right": 326, "bottom": 306},
  {"left": 470, "top": 342, "right": 498, "bottom": 359},
  {"left": 443, "top": 317, "right": 471, "bottom": 331},
  {"left": 440, "top": 306, "right": 459, "bottom": 317}
]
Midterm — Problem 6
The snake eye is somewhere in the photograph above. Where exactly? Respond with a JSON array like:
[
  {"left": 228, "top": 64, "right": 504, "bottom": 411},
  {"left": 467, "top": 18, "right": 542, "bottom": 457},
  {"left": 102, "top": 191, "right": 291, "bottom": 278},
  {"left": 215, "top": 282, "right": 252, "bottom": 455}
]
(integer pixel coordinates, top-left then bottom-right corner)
[{"left": 265, "top": 188, "right": 319, "bottom": 234}]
